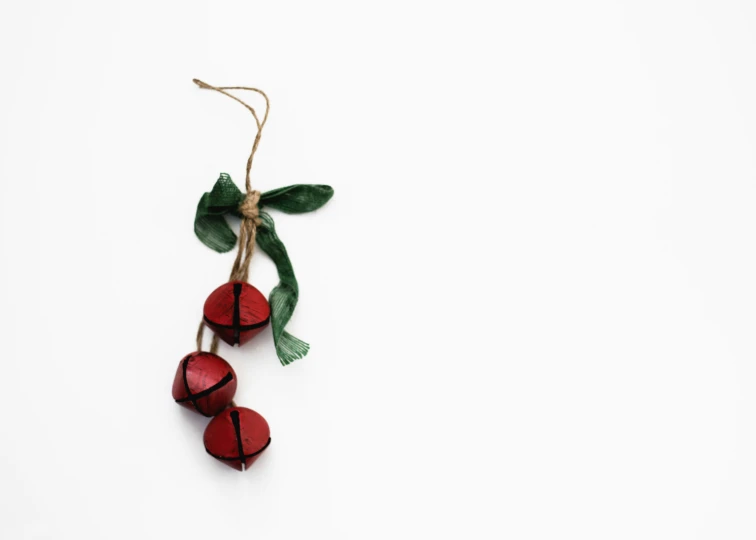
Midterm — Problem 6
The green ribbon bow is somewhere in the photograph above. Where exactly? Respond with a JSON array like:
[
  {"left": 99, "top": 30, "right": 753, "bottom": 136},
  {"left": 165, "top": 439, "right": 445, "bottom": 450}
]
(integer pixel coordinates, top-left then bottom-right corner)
[{"left": 195, "top": 173, "right": 334, "bottom": 365}]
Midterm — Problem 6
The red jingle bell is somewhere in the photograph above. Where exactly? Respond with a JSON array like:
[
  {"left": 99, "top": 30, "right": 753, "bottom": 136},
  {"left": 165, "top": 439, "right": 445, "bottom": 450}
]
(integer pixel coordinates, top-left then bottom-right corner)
[
  {"left": 172, "top": 352, "right": 237, "bottom": 417},
  {"left": 203, "top": 281, "right": 270, "bottom": 346},
  {"left": 204, "top": 407, "right": 271, "bottom": 471}
]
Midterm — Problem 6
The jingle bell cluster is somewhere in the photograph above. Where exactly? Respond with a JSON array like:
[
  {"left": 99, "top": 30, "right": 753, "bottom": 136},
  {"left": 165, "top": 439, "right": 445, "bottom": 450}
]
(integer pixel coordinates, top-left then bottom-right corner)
[
  {"left": 172, "top": 281, "right": 272, "bottom": 471},
  {"left": 178, "top": 79, "right": 335, "bottom": 473}
]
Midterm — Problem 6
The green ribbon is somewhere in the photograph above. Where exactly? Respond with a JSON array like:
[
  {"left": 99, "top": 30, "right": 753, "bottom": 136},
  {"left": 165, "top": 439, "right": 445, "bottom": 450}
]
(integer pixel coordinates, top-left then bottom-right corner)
[{"left": 195, "top": 173, "right": 334, "bottom": 365}]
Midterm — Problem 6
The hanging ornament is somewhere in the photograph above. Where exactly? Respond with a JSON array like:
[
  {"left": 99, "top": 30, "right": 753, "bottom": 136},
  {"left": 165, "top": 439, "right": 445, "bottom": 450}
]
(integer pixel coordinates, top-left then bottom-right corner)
[
  {"left": 172, "top": 79, "right": 334, "bottom": 472},
  {"left": 204, "top": 407, "right": 272, "bottom": 471},
  {"left": 203, "top": 281, "right": 270, "bottom": 346},
  {"left": 172, "top": 352, "right": 237, "bottom": 417}
]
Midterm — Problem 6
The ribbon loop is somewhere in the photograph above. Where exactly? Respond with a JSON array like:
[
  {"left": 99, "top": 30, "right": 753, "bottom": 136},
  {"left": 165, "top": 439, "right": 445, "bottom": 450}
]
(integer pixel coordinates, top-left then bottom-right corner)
[{"left": 260, "top": 184, "right": 334, "bottom": 214}]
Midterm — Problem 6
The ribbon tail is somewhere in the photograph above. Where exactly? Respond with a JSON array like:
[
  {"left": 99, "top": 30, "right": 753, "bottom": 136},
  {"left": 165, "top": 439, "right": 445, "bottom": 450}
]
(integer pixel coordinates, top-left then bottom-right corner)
[{"left": 256, "top": 211, "right": 310, "bottom": 365}]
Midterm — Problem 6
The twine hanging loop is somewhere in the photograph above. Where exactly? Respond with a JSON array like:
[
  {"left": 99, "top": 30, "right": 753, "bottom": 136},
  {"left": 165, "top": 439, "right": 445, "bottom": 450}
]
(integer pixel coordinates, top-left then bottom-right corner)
[{"left": 193, "top": 79, "right": 270, "bottom": 351}]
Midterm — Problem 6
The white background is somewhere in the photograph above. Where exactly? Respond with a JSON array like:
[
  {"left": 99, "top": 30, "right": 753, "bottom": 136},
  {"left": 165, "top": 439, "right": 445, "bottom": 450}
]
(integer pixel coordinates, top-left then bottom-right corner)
[{"left": 1, "top": 0, "right": 756, "bottom": 538}]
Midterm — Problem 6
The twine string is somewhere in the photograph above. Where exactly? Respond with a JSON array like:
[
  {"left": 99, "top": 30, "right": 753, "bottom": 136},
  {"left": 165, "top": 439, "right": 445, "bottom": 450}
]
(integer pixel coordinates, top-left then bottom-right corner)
[
  {"left": 193, "top": 79, "right": 271, "bottom": 353},
  {"left": 196, "top": 320, "right": 220, "bottom": 355}
]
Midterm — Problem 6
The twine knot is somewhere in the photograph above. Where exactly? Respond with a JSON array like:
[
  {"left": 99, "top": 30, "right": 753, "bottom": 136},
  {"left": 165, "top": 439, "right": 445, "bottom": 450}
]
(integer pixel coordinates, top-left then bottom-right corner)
[{"left": 238, "top": 190, "right": 262, "bottom": 226}]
